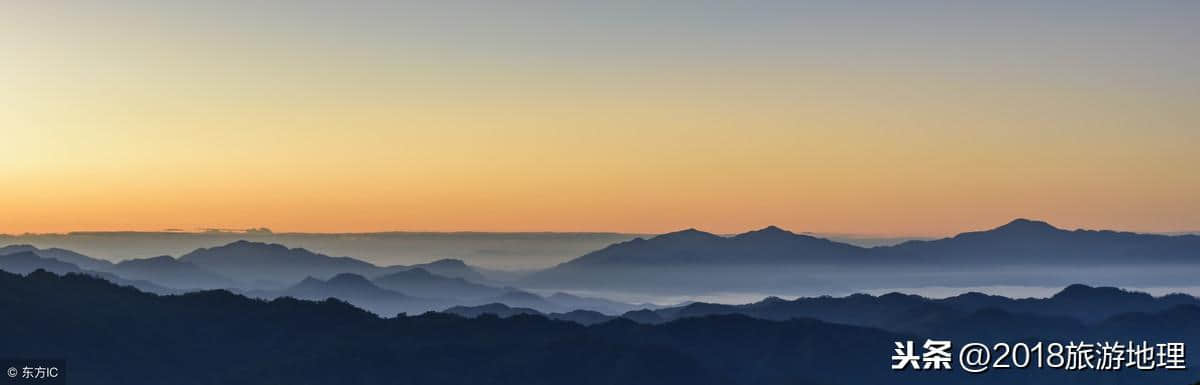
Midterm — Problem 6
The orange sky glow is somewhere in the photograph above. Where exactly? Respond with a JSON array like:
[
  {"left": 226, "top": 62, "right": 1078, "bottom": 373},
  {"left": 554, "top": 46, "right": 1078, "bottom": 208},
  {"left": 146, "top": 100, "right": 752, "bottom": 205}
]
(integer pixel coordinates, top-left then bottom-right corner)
[{"left": 3, "top": 2, "right": 1198, "bottom": 236}]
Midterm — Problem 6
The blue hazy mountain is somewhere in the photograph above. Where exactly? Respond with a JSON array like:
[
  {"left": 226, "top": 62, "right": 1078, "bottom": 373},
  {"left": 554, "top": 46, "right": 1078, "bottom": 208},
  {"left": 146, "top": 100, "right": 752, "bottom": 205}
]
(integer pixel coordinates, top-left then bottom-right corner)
[
  {"left": 251, "top": 273, "right": 443, "bottom": 316},
  {"left": 0, "top": 250, "right": 81, "bottom": 275},
  {"left": 371, "top": 267, "right": 503, "bottom": 299},
  {"left": 0, "top": 231, "right": 640, "bottom": 271},
  {"left": 243, "top": 269, "right": 642, "bottom": 316},
  {"left": 0, "top": 250, "right": 173, "bottom": 294},
  {"left": 0, "top": 244, "right": 115, "bottom": 272},
  {"left": 179, "top": 241, "right": 495, "bottom": 288},
  {"left": 375, "top": 258, "right": 490, "bottom": 283},
  {"left": 523, "top": 219, "right": 1200, "bottom": 292},
  {"left": 368, "top": 268, "right": 646, "bottom": 314},
  {"left": 285, "top": 273, "right": 409, "bottom": 301},
  {"left": 112, "top": 255, "right": 235, "bottom": 290},
  {"left": 878, "top": 218, "right": 1200, "bottom": 265},
  {"left": 2, "top": 245, "right": 234, "bottom": 291},
  {"left": 179, "top": 240, "right": 381, "bottom": 284}
]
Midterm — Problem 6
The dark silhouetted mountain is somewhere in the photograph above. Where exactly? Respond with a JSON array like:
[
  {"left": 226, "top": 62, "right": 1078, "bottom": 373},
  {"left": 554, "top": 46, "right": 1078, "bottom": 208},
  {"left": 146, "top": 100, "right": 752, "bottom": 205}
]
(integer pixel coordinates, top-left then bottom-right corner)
[
  {"left": 940, "top": 284, "right": 1200, "bottom": 323},
  {"left": 0, "top": 244, "right": 115, "bottom": 272},
  {"left": 638, "top": 291, "right": 961, "bottom": 333},
  {"left": 3, "top": 269, "right": 1198, "bottom": 384},
  {"left": 179, "top": 240, "right": 380, "bottom": 283},
  {"left": 443, "top": 302, "right": 542, "bottom": 318},
  {"left": 1095, "top": 304, "right": 1200, "bottom": 342},
  {"left": 550, "top": 309, "right": 617, "bottom": 325},
  {"left": 112, "top": 255, "right": 235, "bottom": 290},
  {"left": 372, "top": 267, "right": 502, "bottom": 300},
  {"left": 633, "top": 284, "right": 1200, "bottom": 338},
  {"left": 443, "top": 303, "right": 619, "bottom": 325},
  {"left": 85, "top": 271, "right": 176, "bottom": 295},
  {"left": 546, "top": 292, "right": 645, "bottom": 314},
  {"left": 620, "top": 309, "right": 665, "bottom": 324}
]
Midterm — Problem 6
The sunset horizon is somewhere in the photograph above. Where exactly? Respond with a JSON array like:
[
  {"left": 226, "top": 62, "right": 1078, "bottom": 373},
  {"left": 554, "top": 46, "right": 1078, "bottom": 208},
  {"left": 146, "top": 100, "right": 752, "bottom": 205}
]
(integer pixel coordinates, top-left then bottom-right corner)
[
  {"left": 5, "top": 2, "right": 1198, "bottom": 238},
  {"left": 3, "top": 217, "right": 1198, "bottom": 239},
  {"left": 4, "top": 2, "right": 1200, "bottom": 384}
]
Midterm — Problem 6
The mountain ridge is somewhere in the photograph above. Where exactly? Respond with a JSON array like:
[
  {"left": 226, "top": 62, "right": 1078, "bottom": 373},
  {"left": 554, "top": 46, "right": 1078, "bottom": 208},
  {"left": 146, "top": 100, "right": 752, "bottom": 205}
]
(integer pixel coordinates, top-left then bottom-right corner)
[{"left": 523, "top": 219, "right": 1200, "bottom": 291}]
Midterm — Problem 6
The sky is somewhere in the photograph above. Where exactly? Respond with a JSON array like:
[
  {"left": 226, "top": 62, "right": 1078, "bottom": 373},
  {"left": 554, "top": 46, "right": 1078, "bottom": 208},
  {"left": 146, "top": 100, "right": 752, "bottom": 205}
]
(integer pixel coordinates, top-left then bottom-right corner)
[{"left": 2, "top": 1, "right": 1198, "bottom": 236}]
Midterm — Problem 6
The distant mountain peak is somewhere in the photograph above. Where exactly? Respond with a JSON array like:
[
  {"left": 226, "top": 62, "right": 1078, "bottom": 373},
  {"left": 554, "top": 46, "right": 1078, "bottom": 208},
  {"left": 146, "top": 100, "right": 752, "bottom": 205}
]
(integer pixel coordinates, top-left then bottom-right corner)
[
  {"left": 222, "top": 240, "right": 289, "bottom": 251},
  {"left": 653, "top": 228, "right": 721, "bottom": 242},
  {"left": 1051, "top": 284, "right": 1152, "bottom": 301},
  {"left": 180, "top": 241, "right": 379, "bottom": 283},
  {"left": 993, "top": 218, "right": 1060, "bottom": 233},
  {"left": 1046, "top": 281, "right": 1156, "bottom": 302},
  {"left": 759, "top": 225, "right": 788, "bottom": 233},
  {"left": 734, "top": 225, "right": 797, "bottom": 240},
  {"left": 141, "top": 255, "right": 179, "bottom": 263},
  {"left": 327, "top": 273, "right": 373, "bottom": 286},
  {"left": 187, "top": 240, "right": 301, "bottom": 258},
  {"left": 423, "top": 259, "right": 467, "bottom": 267},
  {"left": 759, "top": 296, "right": 787, "bottom": 304}
]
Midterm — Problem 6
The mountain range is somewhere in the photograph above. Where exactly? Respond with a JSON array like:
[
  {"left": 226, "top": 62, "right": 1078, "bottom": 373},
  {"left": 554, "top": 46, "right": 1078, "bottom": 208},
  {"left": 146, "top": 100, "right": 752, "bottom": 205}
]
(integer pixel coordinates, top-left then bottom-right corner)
[
  {"left": 0, "top": 249, "right": 174, "bottom": 294},
  {"left": 0, "top": 244, "right": 115, "bottom": 272},
  {"left": 6, "top": 218, "right": 1200, "bottom": 308},
  {"left": 0, "top": 242, "right": 655, "bottom": 316},
  {"left": 522, "top": 219, "right": 1200, "bottom": 292},
  {"left": 443, "top": 284, "right": 1200, "bottom": 332},
  {"left": 111, "top": 255, "right": 235, "bottom": 289},
  {"left": 640, "top": 284, "right": 1200, "bottom": 329},
  {"left": 4, "top": 269, "right": 1198, "bottom": 385},
  {"left": 371, "top": 267, "right": 500, "bottom": 299}
]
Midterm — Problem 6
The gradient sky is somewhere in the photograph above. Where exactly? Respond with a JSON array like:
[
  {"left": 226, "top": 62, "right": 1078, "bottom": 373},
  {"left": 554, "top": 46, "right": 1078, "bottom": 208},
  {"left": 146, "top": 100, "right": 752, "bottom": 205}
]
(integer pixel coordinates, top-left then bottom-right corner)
[{"left": 2, "top": 1, "right": 1198, "bottom": 236}]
